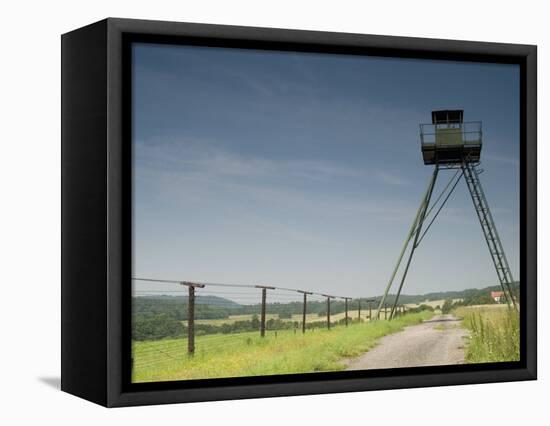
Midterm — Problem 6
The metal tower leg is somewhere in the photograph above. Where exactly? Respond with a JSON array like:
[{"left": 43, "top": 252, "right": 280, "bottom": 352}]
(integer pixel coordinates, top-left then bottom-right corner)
[
  {"left": 462, "top": 162, "right": 517, "bottom": 309},
  {"left": 375, "top": 167, "right": 439, "bottom": 319}
]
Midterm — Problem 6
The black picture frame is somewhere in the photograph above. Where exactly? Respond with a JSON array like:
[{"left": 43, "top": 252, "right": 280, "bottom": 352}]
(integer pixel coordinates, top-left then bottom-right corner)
[{"left": 61, "top": 17, "right": 537, "bottom": 407}]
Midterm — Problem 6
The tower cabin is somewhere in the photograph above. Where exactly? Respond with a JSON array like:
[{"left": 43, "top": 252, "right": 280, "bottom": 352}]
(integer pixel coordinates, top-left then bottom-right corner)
[{"left": 420, "top": 109, "right": 482, "bottom": 165}]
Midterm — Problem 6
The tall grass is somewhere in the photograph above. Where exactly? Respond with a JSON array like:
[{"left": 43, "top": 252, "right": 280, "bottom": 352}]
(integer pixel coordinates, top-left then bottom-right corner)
[
  {"left": 132, "top": 311, "right": 433, "bottom": 383},
  {"left": 453, "top": 306, "right": 519, "bottom": 363}
]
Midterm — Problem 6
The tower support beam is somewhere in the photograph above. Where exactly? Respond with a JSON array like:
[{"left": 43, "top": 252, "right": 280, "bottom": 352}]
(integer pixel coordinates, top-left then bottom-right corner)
[
  {"left": 462, "top": 162, "right": 517, "bottom": 309},
  {"left": 375, "top": 167, "right": 439, "bottom": 319}
]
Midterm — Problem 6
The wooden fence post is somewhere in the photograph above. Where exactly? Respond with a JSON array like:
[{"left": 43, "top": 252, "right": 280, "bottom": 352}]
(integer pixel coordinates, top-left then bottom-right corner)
[
  {"left": 181, "top": 281, "right": 205, "bottom": 356},
  {"left": 188, "top": 285, "right": 196, "bottom": 354},
  {"left": 327, "top": 297, "right": 331, "bottom": 329},
  {"left": 322, "top": 294, "right": 334, "bottom": 330},
  {"left": 302, "top": 293, "right": 307, "bottom": 333},
  {"left": 256, "top": 285, "right": 275, "bottom": 337},
  {"left": 358, "top": 299, "right": 361, "bottom": 321},
  {"left": 344, "top": 297, "right": 351, "bottom": 326},
  {"left": 298, "top": 290, "right": 312, "bottom": 334},
  {"left": 260, "top": 288, "right": 266, "bottom": 337}
]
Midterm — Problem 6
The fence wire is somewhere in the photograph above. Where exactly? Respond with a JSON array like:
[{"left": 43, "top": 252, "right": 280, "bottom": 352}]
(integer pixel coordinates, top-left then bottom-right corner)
[{"left": 130, "top": 277, "right": 403, "bottom": 373}]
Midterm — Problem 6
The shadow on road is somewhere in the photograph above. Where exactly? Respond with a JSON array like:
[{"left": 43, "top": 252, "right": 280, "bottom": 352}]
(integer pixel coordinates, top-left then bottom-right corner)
[{"left": 423, "top": 316, "right": 461, "bottom": 324}]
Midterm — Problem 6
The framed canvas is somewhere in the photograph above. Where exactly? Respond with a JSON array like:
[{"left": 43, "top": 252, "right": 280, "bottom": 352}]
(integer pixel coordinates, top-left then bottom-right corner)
[{"left": 61, "top": 18, "right": 537, "bottom": 407}]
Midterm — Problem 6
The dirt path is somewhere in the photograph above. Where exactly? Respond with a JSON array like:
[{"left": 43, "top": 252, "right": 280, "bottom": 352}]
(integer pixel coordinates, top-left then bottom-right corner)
[{"left": 346, "top": 314, "right": 468, "bottom": 370}]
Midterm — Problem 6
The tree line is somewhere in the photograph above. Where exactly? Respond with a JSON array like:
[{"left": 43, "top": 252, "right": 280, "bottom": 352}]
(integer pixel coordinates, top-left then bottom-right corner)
[
  {"left": 132, "top": 312, "right": 369, "bottom": 341},
  {"left": 132, "top": 282, "right": 520, "bottom": 341},
  {"left": 133, "top": 296, "right": 367, "bottom": 321}
]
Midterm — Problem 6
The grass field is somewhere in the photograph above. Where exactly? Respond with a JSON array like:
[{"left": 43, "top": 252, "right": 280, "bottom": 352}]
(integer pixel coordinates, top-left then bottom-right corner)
[
  {"left": 404, "top": 299, "right": 462, "bottom": 310},
  {"left": 132, "top": 311, "right": 434, "bottom": 383},
  {"left": 453, "top": 305, "right": 519, "bottom": 363}
]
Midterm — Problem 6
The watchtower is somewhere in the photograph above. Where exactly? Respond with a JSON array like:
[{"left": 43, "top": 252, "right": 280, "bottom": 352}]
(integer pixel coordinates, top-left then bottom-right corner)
[
  {"left": 420, "top": 109, "right": 482, "bottom": 165},
  {"left": 376, "top": 110, "right": 517, "bottom": 319}
]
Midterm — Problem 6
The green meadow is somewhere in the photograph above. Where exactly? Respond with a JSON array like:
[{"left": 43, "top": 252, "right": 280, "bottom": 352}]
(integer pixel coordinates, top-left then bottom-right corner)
[
  {"left": 132, "top": 311, "right": 433, "bottom": 383},
  {"left": 453, "top": 305, "right": 520, "bottom": 363}
]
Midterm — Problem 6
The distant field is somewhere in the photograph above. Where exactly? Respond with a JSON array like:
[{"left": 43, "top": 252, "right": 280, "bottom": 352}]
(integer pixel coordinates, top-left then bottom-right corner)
[
  {"left": 195, "top": 310, "right": 370, "bottom": 326},
  {"left": 458, "top": 304, "right": 509, "bottom": 310},
  {"left": 404, "top": 299, "right": 463, "bottom": 309},
  {"left": 194, "top": 302, "right": 463, "bottom": 327},
  {"left": 133, "top": 311, "right": 433, "bottom": 383}
]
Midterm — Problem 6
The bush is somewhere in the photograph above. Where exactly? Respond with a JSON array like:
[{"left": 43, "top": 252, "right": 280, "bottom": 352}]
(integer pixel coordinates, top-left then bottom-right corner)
[
  {"left": 406, "top": 304, "right": 434, "bottom": 314},
  {"left": 418, "top": 304, "right": 434, "bottom": 312},
  {"left": 132, "top": 313, "right": 186, "bottom": 341},
  {"left": 441, "top": 299, "right": 454, "bottom": 314}
]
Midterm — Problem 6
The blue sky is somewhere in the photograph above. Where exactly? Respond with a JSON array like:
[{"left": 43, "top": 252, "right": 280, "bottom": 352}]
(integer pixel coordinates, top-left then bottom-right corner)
[{"left": 132, "top": 43, "right": 519, "bottom": 299}]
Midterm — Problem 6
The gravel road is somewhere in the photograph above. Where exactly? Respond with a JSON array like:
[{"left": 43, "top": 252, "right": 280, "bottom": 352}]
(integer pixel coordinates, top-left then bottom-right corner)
[{"left": 346, "top": 314, "right": 468, "bottom": 370}]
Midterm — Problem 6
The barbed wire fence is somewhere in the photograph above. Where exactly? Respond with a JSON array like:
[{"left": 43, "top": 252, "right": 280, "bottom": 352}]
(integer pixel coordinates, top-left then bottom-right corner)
[{"left": 131, "top": 277, "right": 408, "bottom": 371}]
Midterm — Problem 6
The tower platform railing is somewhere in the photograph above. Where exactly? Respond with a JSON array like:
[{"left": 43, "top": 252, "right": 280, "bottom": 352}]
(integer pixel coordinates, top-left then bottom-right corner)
[
  {"left": 420, "top": 121, "right": 482, "bottom": 165},
  {"left": 420, "top": 121, "right": 482, "bottom": 147}
]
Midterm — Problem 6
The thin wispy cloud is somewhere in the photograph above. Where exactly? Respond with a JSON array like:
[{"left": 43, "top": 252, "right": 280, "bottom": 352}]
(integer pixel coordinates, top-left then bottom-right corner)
[
  {"left": 137, "top": 139, "right": 368, "bottom": 182},
  {"left": 135, "top": 139, "right": 417, "bottom": 221},
  {"left": 374, "top": 171, "right": 412, "bottom": 186}
]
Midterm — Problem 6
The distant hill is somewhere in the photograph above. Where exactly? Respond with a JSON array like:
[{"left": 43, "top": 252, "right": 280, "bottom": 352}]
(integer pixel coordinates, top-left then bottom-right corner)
[
  {"left": 133, "top": 282, "right": 519, "bottom": 320},
  {"left": 365, "top": 282, "right": 520, "bottom": 306},
  {"left": 133, "top": 295, "right": 243, "bottom": 321}
]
